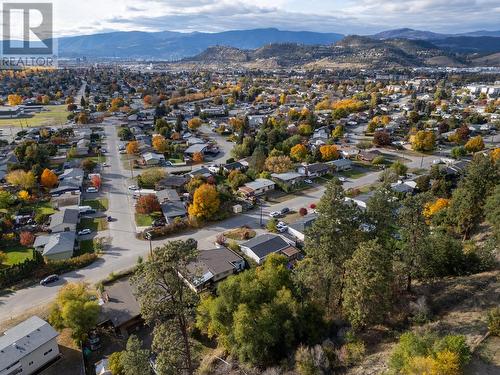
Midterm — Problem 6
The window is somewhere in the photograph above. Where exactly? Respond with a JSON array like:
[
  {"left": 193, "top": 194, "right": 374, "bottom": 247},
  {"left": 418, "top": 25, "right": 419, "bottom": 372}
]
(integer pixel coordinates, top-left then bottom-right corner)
[
  {"left": 43, "top": 348, "right": 53, "bottom": 356},
  {"left": 29, "top": 361, "right": 33, "bottom": 366}
]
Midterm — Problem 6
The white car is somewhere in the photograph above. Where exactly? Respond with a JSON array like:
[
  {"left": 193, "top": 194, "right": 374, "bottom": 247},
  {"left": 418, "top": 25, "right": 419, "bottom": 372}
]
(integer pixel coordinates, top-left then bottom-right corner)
[
  {"left": 128, "top": 185, "right": 139, "bottom": 191},
  {"left": 86, "top": 187, "right": 98, "bottom": 193},
  {"left": 119, "top": 150, "right": 126, "bottom": 154},
  {"left": 269, "top": 211, "right": 281, "bottom": 218},
  {"left": 432, "top": 159, "right": 443, "bottom": 165},
  {"left": 102, "top": 162, "right": 109, "bottom": 167},
  {"left": 77, "top": 229, "right": 92, "bottom": 236},
  {"left": 304, "top": 179, "right": 313, "bottom": 184},
  {"left": 338, "top": 177, "right": 346, "bottom": 182}
]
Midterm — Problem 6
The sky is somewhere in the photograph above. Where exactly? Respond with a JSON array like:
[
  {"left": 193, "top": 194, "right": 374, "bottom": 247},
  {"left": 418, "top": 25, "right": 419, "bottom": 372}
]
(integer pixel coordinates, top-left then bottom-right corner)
[{"left": 7, "top": 0, "right": 500, "bottom": 37}]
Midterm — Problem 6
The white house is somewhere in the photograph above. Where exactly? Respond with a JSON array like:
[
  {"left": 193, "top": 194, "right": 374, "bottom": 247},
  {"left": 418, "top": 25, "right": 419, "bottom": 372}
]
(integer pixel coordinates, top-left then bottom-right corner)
[{"left": 0, "top": 316, "right": 60, "bottom": 375}]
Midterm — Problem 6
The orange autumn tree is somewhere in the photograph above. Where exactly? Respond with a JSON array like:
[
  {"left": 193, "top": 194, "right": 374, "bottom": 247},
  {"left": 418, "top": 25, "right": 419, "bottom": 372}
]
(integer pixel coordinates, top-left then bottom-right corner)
[
  {"left": 152, "top": 135, "right": 168, "bottom": 153},
  {"left": 8, "top": 94, "right": 23, "bottom": 106},
  {"left": 491, "top": 148, "right": 500, "bottom": 163},
  {"left": 192, "top": 152, "right": 204, "bottom": 163},
  {"left": 40, "top": 168, "right": 58, "bottom": 188},
  {"left": 319, "top": 145, "right": 340, "bottom": 161},
  {"left": 126, "top": 141, "right": 139, "bottom": 155},
  {"left": 188, "top": 184, "right": 220, "bottom": 221}
]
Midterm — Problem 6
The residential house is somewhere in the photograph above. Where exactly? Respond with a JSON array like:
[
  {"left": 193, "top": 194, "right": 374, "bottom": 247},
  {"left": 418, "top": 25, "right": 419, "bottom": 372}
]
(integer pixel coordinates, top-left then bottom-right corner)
[
  {"left": 328, "top": 158, "right": 353, "bottom": 171},
  {"left": 223, "top": 161, "right": 246, "bottom": 174},
  {"left": 238, "top": 178, "right": 275, "bottom": 198},
  {"left": 142, "top": 152, "right": 165, "bottom": 166},
  {"left": 271, "top": 172, "right": 304, "bottom": 190},
  {"left": 184, "top": 143, "right": 208, "bottom": 157},
  {"left": 98, "top": 279, "right": 142, "bottom": 338},
  {"left": 50, "top": 168, "right": 84, "bottom": 196},
  {"left": 161, "top": 201, "right": 187, "bottom": 224},
  {"left": 155, "top": 175, "right": 188, "bottom": 192},
  {"left": 0, "top": 316, "right": 60, "bottom": 375},
  {"left": 240, "top": 234, "right": 299, "bottom": 264},
  {"left": 390, "top": 181, "right": 415, "bottom": 194},
  {"left": 0, "top": 105, "right": 24, "bottom": 119},
  {"left": 359, "top": 150, "right": 383, "bottom": 162},
  {"left": 51, "top": 191, "right": 81, "bottom": 208},
  {"left": 287, "top": 213, "right": 318, "bottom": 241},
  {"left": 186, "top": 167, "right": 212, "bottom": 180},
  {"left": 184, "top": 247, "right": 245, "bottom": 292},
  {"left": 297, "top": 163, "right": 331, "bottom": 178},
  {"left": 49, "top": 207, "right": 79, "bottom": 233},
  {"left": 34, "top": 232, "right": 76, "bottom": 261},
  {"left": 156, "top": 188, "right": 180, "bottom": 203}
]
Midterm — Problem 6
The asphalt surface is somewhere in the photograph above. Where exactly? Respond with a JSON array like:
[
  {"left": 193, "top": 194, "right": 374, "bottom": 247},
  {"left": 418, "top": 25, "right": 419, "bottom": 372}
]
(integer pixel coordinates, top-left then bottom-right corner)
[{"left": 0, "top": 119, "right": 437, "bottom": 323}]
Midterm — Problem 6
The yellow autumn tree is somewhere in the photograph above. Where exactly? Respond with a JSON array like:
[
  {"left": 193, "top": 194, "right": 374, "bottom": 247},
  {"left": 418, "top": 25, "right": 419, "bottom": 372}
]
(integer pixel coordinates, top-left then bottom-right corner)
[
  {"left": 188, "top": 117, "right": 202, "bottom": 130},
  {"left": 152, "top": 135, "right": 168, "bottom": 153},
  {"left": 18, "top": 190, "right": 30, "bottom": 201},
  {"left": 424, "top": 198, "right": 450, "bottom": 219},
  {"left": 491, "top": 148, "right": 500, "bottom": 163},
  {"left": 464, "top": 136, "right": 484, "bottom": 153},
  {"left": 411, "top": 130, "right": 436, "bottom": 152},
  {"left": 40, "top": 168, "right": 58, "bottom": 188},
  {"left": 7, "top": 94, "right": 23, "bottom": 106},
  {"left": 264, "top": 156, "right": 293, "bottom": 173},
  {"left": 6, "top": 170, "right": 36, "bottom": 190},
  {"left": 319, "top": 145, "right": 340, "bottom": 161},
  {"left": 290, "top": 144, "right": 307, "bottom": 161},
  {"left": 188, "top": 184, "right": 220, "bottom": 220},
  {"left": 126, "top": 141, "right": 139, "bottom": 155}
]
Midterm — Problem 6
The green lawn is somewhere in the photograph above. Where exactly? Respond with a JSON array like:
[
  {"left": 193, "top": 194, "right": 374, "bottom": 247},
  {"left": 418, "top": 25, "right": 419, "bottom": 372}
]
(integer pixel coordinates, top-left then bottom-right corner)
[
  {"left": 135, "top": 213, "right": 154, "bottom": 227},
  {"left": 78, "top": 217, "right": 108, "bottom": 232},
  {"left": 338, "top": 168, "right": 369, "bottom": 179},
  {"left": 82, "top": 198, "right": 109, "bottom": 211},
  {"left": 0, "top": 105, "right": 69, "bottom": 127},
  {"left": 1, "top": 245, "right": 34, "bottom": 266}
]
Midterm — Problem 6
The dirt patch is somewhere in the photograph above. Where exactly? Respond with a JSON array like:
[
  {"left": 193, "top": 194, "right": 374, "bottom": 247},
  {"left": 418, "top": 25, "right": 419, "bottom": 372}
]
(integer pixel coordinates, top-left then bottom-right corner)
[{"left": 347, "top": 270, "right": 500, "bottom": 374}]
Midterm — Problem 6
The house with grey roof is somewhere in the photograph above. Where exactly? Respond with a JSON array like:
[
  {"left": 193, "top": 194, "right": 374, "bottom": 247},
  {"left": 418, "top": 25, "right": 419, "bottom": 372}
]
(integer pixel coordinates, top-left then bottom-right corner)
[
  {"left": 288, "top": 213, "right": 318, "bottom": 241},
  {"left": 238, "top": 178, "right": 275, "bottom": 197},
  {"left": 184, "top": 247, "right": 245, "bottom": 292},
  {"left": 271, "top": 172, "right": 304, "bottom": 191},
  {"left": 184, "top": 143, "right": 208, "bottom": 157},
  {"left": 49, "top": 207, "right": 79, "bottom": 233},
  {"left": 328, "top": 158, "right": 353, "bottom": 171},
  {"left": 240, "top": 234, "right": 298, "bottom": 264},
  {"left": 297, "top": 163, "right": 331, "bottom": 177},
  {"left": 34, "top": 232, "right": 76, "bottom": 261},
  {"left": 98, "top": 279, "right": 142, "bottom": 338},
  {"left": 0, "top": 316, "right": 59, "bottom": 375},
  {"left": 161, "top": 201, "right": 187, "bottom": 224}
]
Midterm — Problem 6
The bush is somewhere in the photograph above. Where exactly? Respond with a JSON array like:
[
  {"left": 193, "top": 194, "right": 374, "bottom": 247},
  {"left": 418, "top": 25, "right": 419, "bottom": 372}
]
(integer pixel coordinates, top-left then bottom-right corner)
[
  {"left": 144, "top": 218, "right": 189, "bottom": 239},
  {"left": 135, "top": 194, "right": 161, "bottom": 214},
  {"left": 267, "top": 218, "right": 278, "bottom": 232},
  {"left": 337, "top": 341, "right": 365, "bottom": 367},
  {"left": 487, "top": 307, "right": 500, "bottom": 336},
  {"left": 389, "top": 332, "right": 471, "bottom": 374},
  {"left": 299, "top": 208, "right": 308, "bottom": 216}
]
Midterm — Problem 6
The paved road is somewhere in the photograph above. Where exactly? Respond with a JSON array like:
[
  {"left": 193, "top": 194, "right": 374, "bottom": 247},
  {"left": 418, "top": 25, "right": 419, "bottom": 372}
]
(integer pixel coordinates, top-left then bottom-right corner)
[{"left": 0, "top": 121, "right": 436, "bottom": 322}]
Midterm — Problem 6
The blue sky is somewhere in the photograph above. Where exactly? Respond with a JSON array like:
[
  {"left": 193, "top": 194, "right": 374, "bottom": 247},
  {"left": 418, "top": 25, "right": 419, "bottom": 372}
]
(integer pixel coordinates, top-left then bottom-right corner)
[{"left": 31, "top": 0, "right": 500, "bottom": 36}]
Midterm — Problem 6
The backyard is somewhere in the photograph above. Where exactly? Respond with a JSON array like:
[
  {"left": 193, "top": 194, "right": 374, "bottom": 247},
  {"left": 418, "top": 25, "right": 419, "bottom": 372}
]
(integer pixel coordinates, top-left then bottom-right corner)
[
  {"left": 78, "top": 217, "right": 108, "bottom": 232},
  {"left": 0, "top": 243, "right": 34, "bottom": 266},
  {"left": 82, "top": 198, "right": 109, "bottom": 211}
]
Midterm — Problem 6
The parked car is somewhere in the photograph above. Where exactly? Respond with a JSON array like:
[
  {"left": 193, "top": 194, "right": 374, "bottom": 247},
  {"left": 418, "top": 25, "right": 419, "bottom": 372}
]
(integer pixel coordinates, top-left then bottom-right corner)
[
  {"left": 78, "top": 229, "right": 92, "bottom": 236},
  {"left": 338, "top": 177, "right": 346, "bottom": 182},
  {"left": 102, "top": 162, "right": 109, "bottom": 167},
  {"left": 119, "top": 150, "right": 126, "bottom": 154},
  {"left": 269, "top": 211, "right": 281, "bottom": 218},
  {"left": 100, "top": 149, "right": 107, "bottom": 154},
  {"left": 86, "top": 187, "right": 98, "bottom": 193},
  {"left": 280, "top": 207, "right": 290, "bottom": 215},
  {"left": 164, "top": 161, "right": 173, "bottom": 166},
  {"left": 304, "top": 179, "right": 313, "bottom": 184},
  {"left": 40, "top": 274, "right": 59, "bottom": 286},
  {"left": 152, "top": 219, "right": 166, "bottom": 227},
  {"left": 128, "top": 185, "right": 139, "bottom": 191},
  {"left": 107, "top": 216, "right": 113, "bottom": 222}
]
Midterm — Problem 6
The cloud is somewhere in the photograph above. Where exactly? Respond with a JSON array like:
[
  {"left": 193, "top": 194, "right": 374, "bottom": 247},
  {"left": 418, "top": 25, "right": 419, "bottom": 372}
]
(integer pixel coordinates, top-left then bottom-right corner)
[{"left": 49, "top": 0, "right": 500, "bottom": 36}]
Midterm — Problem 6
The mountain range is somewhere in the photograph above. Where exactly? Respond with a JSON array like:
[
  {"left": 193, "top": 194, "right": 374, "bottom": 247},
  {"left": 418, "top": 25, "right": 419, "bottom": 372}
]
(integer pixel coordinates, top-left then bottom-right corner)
[{"left": 56, "top": 27, "right": 500, "bottom": 60}]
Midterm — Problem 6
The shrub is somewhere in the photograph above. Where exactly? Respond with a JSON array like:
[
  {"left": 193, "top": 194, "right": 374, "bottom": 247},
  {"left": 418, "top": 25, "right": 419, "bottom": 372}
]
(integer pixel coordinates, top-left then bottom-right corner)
[
  {"left": 299, "top": 207, "right": 308, "bottom": 216},
  {"left": 337, "top": 341, "right": 365, "bottom": 367},
  {"left": 267, "top": 218, "right": 278, "bottom": 232},
  {"left": 19, "top": 231, "right": 35, "bottom": 246},
  {"left": 144, "top": 218, "right": 189, "bottom": 240},
  {"left": 487, "top": 307, "right": 500, "bottom": 336}
]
